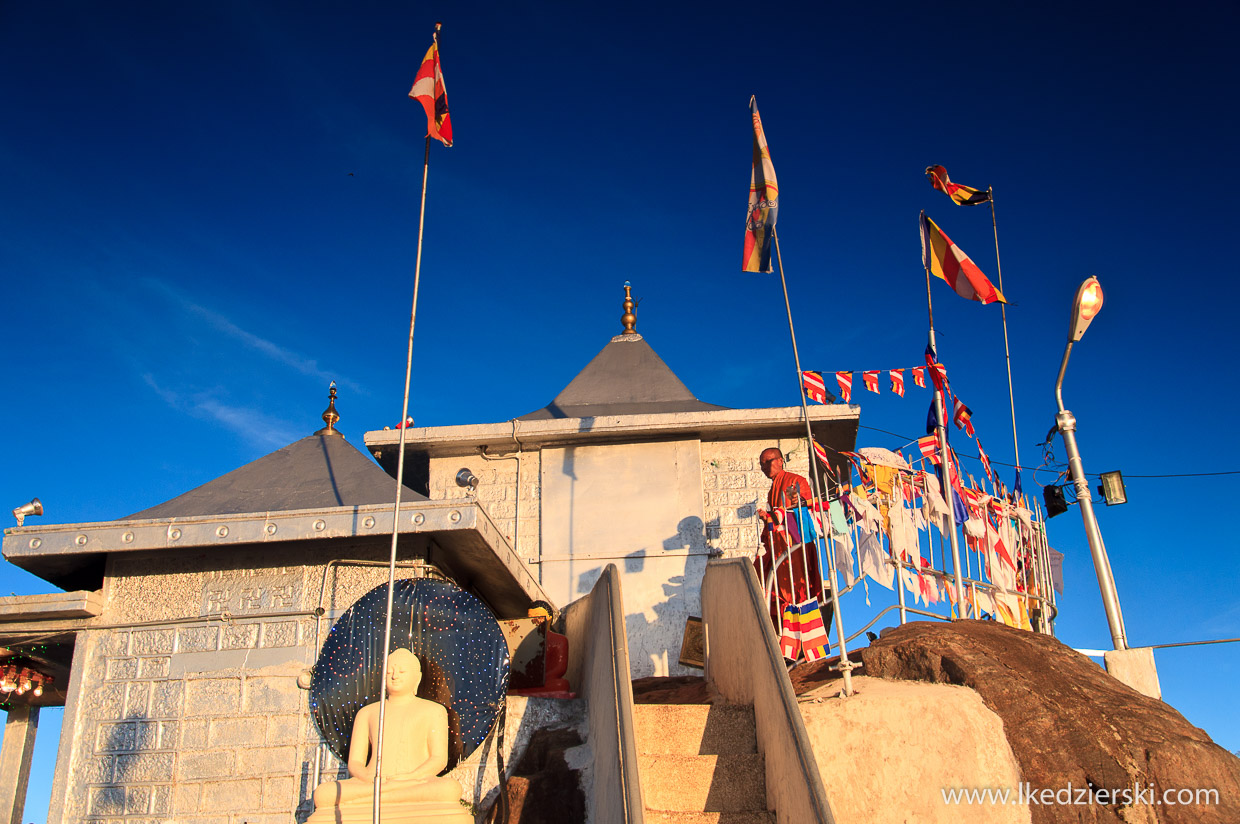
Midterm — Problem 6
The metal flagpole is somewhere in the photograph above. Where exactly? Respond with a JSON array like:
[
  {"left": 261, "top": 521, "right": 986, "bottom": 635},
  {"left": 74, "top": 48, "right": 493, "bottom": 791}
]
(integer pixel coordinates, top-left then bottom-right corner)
[
  {"left": 373, "top": 124, "right": 433, "bottom": 824},
  {"left": 988, "top": 188, "right": 1022, "bottom": 487},
  {"left": 921, "top": 213, "right": 968, "bottom": 611},
  {"left": 772, "top": 228, "right": 853, "bottom": 695}
]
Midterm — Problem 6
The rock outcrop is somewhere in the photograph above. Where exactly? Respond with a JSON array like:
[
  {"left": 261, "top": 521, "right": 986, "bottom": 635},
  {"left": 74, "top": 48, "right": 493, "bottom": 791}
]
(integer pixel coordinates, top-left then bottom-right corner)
[{"left": 860, "top": 620, "right": 1240, "bottom": 824}]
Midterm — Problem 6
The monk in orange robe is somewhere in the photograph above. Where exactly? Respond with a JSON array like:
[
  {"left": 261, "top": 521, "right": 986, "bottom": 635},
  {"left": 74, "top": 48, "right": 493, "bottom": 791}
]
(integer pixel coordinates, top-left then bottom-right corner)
[{"left": 755, "top": 448, "right": 825, "bottom": 622}]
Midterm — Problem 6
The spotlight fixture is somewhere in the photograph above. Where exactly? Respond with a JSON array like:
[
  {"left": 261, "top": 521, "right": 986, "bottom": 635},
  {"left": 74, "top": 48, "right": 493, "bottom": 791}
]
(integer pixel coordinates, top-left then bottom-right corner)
[
  {"left": 1043, "top": 485, "right": 1069, "bottom": 518},
  {"left": 12, "top": 498, "right": 42, "bottom": 527},
  {"left": 455, "top": 468, "right": 479, "bottom": 493},
  {"left": 1098, "top": 471, "right": 1127, "bottom": 506}
]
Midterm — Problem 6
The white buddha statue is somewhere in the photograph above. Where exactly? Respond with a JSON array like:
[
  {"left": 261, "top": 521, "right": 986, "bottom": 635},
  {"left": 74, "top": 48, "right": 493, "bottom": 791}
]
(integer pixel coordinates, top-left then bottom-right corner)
[{"left": 307, "top": 648, "right": 471, "bottom": 823}]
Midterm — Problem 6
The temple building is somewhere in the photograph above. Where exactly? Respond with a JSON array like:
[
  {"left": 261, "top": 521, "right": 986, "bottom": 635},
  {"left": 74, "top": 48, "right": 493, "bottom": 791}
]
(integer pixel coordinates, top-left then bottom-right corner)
[{"left": 0, "top": 289, "right": 858, "bottom": 822}]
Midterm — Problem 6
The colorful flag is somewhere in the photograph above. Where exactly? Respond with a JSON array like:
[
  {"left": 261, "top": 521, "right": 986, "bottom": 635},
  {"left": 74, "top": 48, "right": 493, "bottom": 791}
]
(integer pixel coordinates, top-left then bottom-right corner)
[
  {"left": 743, "top": 96, "right": 779, "bottom": 273},
  {"left": 409, "top": 35, "right": 453, "bottom": 147},
  {"left": 779, "top": 601, "right": 799, "bottom": 660},
  {"left": 836, "top": 371, "right": 852, "bottom": 403},
  {"left": 917, "top": 435, "right": 940, "bottom": 464},
  {"left": 798, "top": 599, "right": 830, "bottom": 661},
  {"left": 953, "top": 397, "right": 975, "bottom": 437},
  {"left": 920, "top": 213, "right": 1007, "bottom": 305},
  {"left": 890, "top": 369, "right": 905, "bottom": 397},
  {"left": 812, "top": 438, "right": 830, "bottom": 468},
  {"left": 862, "top": 370, "right": 880, "bottom": 393},
  {"left": 924, "top": 342, "right": 949, "bottom": 393},
  {"left": 925, "top": 164, "right": 991, "bottom": 206},
  {"left": 976, "top": 438, "right": 993, "bottom": 482},
  {"left": 802, "top": 370, "right": 829, "bottom": 404},
  {"left": 911, "top": 367, "right": 926, "bottom": 388}
]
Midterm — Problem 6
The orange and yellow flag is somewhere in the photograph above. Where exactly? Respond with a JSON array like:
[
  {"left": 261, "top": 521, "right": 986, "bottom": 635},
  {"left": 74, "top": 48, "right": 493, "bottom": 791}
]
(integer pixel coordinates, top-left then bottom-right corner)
[
  {"left": 925, "top": 165, "right": 990, "bottom": 206},
  {"left": 409, "top": 35, "right": 452, "bottom": 147},
  {"left": 743, "top": 97, "right": 779, "bottom": 273},
  {"left": 920, "top": 212, "right": 1007, "bottom": 305}
]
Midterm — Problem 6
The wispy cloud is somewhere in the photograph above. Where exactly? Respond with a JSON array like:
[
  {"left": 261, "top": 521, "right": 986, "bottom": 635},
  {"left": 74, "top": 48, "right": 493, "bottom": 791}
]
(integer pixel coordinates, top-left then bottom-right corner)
[
  {"left": 141, "top": 374, "right": 298, "bottom": 450},
  {"left": 141, "top": 277, "right": 363, "bottom": 394}
]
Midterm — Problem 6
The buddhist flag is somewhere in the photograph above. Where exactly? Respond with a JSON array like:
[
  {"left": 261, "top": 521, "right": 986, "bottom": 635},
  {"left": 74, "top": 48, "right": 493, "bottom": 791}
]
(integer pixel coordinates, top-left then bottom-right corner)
[
  {"left": 743, "top": 96, "right": 779, "bottom": 273},
  {"left": 812, "top": 438, "right": 830, "bottom": 468},
  {"left": 925, "top": 165, "right": 991, "bottom": 206},
  {"left": 953, "top": 397, "right": 975, "bottom": 437},
  {"left": 890, "top": 369, "right": 905, "bottom": 397},
  {"left": 920, "top": 213, "right": 1007, "bottom": 305},
  {"left": 409, "top": 35, "right": 453, "bottom": 147},
  {"left": 798, "top": 600, "right": 831, "bottom": 661},
  {"left": 917, "top": 435, "right": 940, "bottom": 464},
  {"left": 836, "top": 371, "right": 852, "bottom": 403},
  {"left": 802, "top": 370, "right": 829, "bottom": 404},
  {"left": 862, "top": 370, "right": 880, "bottom": 393},
  {"left": 976, "top": 438, "right": 993, "bottom": 482},
  {"left": 911, "top": 367, "right": 926, "bottom": 388}
]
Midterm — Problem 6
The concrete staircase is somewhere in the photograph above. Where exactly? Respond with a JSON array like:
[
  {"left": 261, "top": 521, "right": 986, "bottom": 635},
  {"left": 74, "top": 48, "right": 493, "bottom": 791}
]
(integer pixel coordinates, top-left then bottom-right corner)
[{"left": 633, "top": 703, "right": 775, "bottom": 824}]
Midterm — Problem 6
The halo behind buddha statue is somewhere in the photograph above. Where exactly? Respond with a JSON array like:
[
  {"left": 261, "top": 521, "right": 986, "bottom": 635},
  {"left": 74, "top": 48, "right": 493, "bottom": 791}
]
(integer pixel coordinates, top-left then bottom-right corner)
[{"left": 310, "top": 577, "right": 511, "bottom": 770}]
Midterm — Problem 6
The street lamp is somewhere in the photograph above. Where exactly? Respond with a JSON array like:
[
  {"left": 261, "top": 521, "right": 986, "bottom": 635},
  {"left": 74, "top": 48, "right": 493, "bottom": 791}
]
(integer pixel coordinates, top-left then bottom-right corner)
[{"left": 1054, "top": 277, "right": 1128, "bottom": 650}]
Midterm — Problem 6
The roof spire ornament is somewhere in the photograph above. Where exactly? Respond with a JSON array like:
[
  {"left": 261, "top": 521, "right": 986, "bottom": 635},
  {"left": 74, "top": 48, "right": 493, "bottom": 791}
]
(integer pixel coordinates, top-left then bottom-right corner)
[
  {"left": 316, "top": 382, "right": 341, "bottom": 436},
  {"left": 621, "top": 281, "right": 637, "bottom": 334}
]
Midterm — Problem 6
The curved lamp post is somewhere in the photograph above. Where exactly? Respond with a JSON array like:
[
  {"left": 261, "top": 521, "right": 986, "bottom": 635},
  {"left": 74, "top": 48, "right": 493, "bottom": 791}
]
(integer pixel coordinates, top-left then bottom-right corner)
[{"left": 1054, "top": 277, "right": 1128, "bottom": 650}]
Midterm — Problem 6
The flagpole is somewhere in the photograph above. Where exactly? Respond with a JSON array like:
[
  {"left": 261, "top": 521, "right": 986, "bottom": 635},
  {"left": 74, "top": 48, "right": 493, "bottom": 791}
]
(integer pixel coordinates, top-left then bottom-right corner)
[
  {"left": 373, "top": 121, "right": 433, "bottom": 824},
  {"left": 772, "top": 228, "right": 853, "bottom": 696},
  {"left": 988, "top": 188, "right": 1022, "bottom": 486},
  {"left": 921, "top": 213, "right": 967, "bottom": 611}
]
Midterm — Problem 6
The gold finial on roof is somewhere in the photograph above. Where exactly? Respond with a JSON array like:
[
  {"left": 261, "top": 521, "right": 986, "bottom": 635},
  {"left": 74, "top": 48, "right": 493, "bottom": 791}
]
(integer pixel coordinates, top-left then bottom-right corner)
[
  {"left": 621, "top": 281, "right": 637, "bottom": 334},
  {"left": 316, "top": 382, "right": 341, "bottom": 436}
]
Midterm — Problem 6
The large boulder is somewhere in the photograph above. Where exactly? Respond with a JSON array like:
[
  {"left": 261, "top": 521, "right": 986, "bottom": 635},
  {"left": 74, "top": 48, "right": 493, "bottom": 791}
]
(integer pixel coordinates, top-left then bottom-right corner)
[{"left": 860, "top": 620, "right": 1240, "bottom": 823}]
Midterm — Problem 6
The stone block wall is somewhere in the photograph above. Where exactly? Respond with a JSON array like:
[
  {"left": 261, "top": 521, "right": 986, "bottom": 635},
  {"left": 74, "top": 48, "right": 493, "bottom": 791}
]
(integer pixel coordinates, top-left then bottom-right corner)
[
  {"left": 701, "top": 437, "right": 812, "bottom": 561},
  {"left": 50, "top": 540, "right": 544, "bottom": 824},
  {"left": 428, "top": 452, "right": 541, "bottom": 572}
]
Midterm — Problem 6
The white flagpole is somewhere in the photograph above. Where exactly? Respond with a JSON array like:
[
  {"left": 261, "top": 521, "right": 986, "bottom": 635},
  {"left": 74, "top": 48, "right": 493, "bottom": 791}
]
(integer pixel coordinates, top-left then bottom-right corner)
[
  {"left": 773, "top": 229, "right": 853, "bottom": 695},
  {"left": 988, "top": 188, "right": 1022, "bottom": 488},
  {"left": 374, "top": 25, "right": 441, "bottom": 818}
]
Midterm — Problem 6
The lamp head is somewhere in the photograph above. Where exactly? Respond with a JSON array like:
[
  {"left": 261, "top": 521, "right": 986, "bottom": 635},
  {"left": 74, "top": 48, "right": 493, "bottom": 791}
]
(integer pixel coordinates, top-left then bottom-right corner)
[
  {"left": 12, "top": 498, "right": 42, "bottom": 527},
  {"left": 1069, "top": 277, "right": 1104, "bottom": 342}
]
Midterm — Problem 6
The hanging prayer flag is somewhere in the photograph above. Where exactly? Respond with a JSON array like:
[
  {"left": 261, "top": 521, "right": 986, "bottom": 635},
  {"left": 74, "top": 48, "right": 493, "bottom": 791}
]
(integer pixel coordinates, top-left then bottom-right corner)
[
  {"left": 779, "top": 602, "right": 799, "bottom": 660},
  {"left": 836, "top": 371, "right": 852, "bottom": 403},
  {"left": 976, "top": 438, "right": 993, "bottom": 482},
  {"left": 812, "top": 438, "right": 830, "bottom": 468},
  {"left": 409, "top": 34, "right": 453, "bottom": 147},
  {"left": 917, "top": 435, "right": 939, "bottom": 464},
  {"left": 798, "top": 600, "right": 831, "bottom": 661},
  {"left": 863, "top": 370, "right": 880, "bottom": 393},
  {"left": 743, "top": 97, "right": 779, "bottom": 273},
  {"left": 912, "top": 367, "right": 926, "bottom": 388},
  {"left": 953, "top": 397, "right": 976, "bottom": 437},
  {"left": 925, "top": 164, "right": 991, "bottom": 206},
  {"left": 924, "top": 342, "right": 948, "bottom": 393},
  {"left": 890, "top": 369, "right": 905, "bottom": 397},
  {"left": 802, "top": 370, "right": 829, "bottom": 404},
  {"left": 920, "top": 213, "right": 1007, "bottom": 305}
]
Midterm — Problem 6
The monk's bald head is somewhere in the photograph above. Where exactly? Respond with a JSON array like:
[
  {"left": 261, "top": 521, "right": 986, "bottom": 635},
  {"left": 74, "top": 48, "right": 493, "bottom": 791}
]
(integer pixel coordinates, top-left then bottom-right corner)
[{"left": 759, "top": 448, "right": 784, "bottom": 479}]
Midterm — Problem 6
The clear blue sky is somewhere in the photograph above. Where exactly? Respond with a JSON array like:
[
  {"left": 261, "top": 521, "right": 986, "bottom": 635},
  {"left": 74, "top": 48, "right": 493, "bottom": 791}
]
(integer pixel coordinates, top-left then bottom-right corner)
[{"left": 3, "top": 2, "right": 1238, "bottom": 816}]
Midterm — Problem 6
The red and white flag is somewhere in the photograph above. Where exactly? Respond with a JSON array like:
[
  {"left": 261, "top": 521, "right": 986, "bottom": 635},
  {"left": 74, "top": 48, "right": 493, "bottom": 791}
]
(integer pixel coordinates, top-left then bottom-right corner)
[
  {"left": 836, "top": 371, "right": 852, "bottom": 403},
  {"left": 953, "top": 397, "right": 975, "bottom": 437},
  {"left": 890, "top": 369, "right": 905, "bottom": 397},
  {"left": 408, "top": 33, "right": 453, "bottom": 147},
  {"left": 976, "top": 438, "right": 993, "bottom": 482},
  {"left": 802, "top": 370, "right": 828, "bottom": 404},
  {"left": 912, "top": 367, "right": 926, "bottom": 388},
  {"left": 917, "top": 435, "right": 940, "bottom": 464},
  {"left": 863, "top": 370, "right": 880, "bottom": 393}
]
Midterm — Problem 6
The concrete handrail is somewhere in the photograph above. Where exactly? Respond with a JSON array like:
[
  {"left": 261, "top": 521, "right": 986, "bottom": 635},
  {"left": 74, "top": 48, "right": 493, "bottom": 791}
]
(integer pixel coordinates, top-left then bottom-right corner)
[
  {"left": 702, "top": 557, "right": 836, "bottom": 824},
  {"left": 562, "top": 564, "right": 645, "bottom": 824}
]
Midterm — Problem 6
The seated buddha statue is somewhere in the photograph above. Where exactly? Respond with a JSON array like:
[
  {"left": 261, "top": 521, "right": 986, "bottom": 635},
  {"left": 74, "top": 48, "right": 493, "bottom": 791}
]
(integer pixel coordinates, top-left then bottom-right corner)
[{"left": 307, "top": 648, "right": 471, "bottom": 823}]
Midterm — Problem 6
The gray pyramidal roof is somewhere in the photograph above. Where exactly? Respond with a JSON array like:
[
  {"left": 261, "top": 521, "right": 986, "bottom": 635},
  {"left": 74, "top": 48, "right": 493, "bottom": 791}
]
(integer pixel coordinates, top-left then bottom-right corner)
[
  {"left": 519, "top": 333, "right": 728, "bottom": 420},
  {"left": 125, "top": 432, "right": 426, "bottom": 520}
]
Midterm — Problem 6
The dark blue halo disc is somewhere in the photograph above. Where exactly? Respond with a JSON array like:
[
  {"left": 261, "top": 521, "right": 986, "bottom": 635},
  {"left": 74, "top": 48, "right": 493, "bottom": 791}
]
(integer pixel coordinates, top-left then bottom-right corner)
[{"left": 309, "top": 577, "right": 511, "bottom": 770}]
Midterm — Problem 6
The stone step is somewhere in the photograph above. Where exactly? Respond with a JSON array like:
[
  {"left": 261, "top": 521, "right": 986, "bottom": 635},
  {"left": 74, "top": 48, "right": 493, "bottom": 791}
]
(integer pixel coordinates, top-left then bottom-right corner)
[
  {"left": 638, "top": 753, "right": 767, "bottom": 812},
  {"left": 644, "top": 811, "right": 776, "bottom": 824},
  {"left": 633, "top": 703, "right": 757, "bottom": 755}
]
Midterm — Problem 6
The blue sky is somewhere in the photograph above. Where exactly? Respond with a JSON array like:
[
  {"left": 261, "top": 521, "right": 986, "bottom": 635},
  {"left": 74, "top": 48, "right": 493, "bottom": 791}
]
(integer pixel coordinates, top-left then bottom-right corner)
[{"left": 3, "top": 1, "right": 1238, "bottom": 816}]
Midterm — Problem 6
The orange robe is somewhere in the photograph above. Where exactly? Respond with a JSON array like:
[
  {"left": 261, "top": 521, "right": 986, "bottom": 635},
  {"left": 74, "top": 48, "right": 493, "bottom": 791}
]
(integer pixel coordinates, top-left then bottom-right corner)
[{"left": 754, "top": 470, "right": 824, "bottom": 620}]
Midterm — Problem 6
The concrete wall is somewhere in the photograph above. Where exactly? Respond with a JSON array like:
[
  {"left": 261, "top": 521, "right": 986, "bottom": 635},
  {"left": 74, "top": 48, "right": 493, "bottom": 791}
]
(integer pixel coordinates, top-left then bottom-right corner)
[
  {"left": 562, "top": 564, "right": 644, "bottom": 824},
  {"left": 702, "top": 557, "right": 835, "bottom": 824},
  {"left": 45, "top": 540, "right": 539, "bottom": 824}
]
